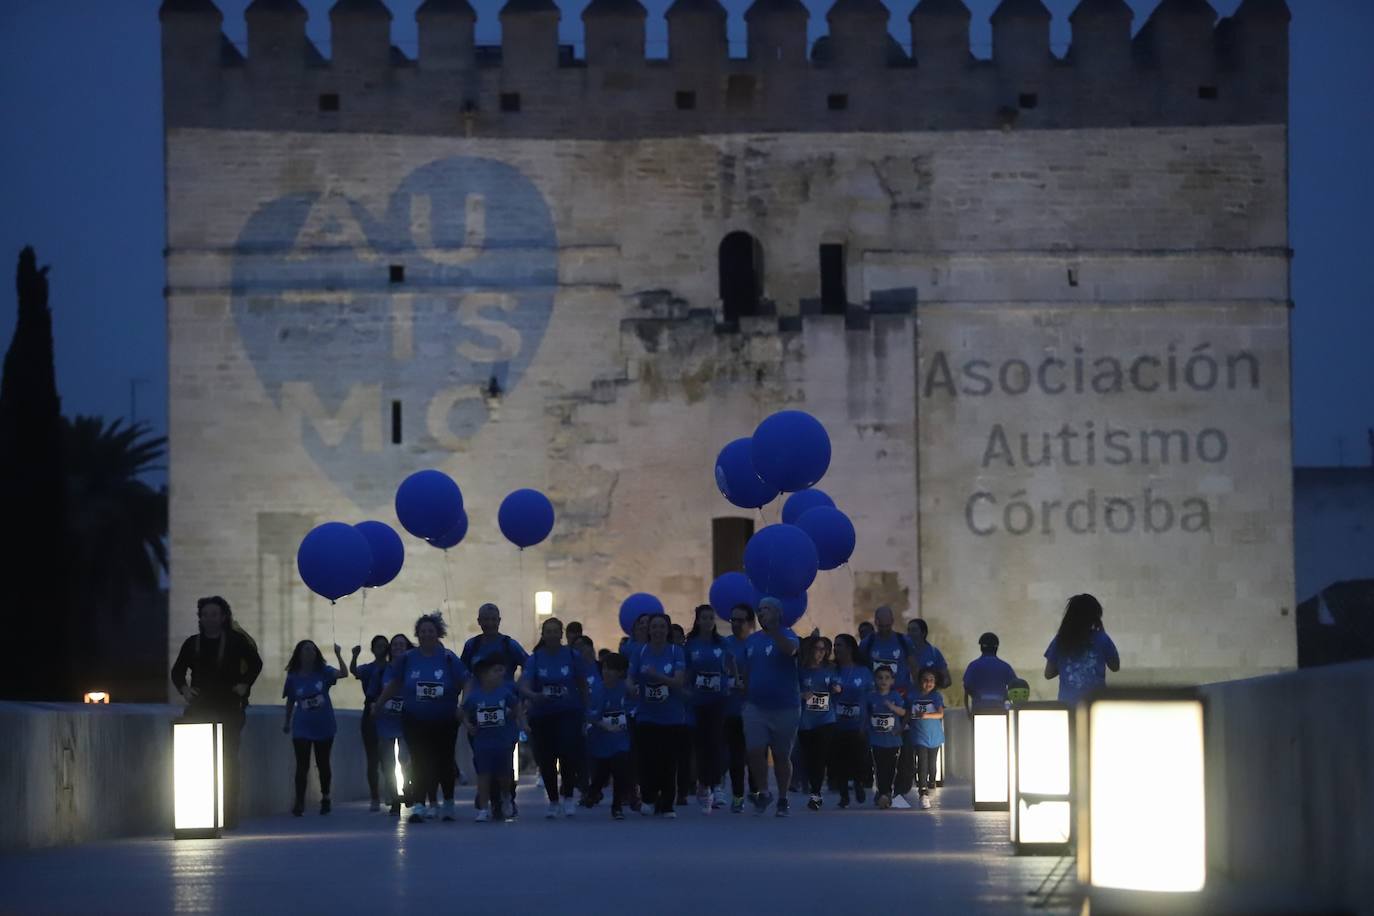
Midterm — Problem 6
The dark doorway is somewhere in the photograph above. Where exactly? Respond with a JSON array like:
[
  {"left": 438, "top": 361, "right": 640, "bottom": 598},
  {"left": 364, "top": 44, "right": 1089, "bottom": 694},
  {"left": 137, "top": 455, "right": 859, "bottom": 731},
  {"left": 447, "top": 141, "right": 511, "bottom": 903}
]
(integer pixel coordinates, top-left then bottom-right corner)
[
  {"left": 719, "top": 231, "right": 763, "bottom": 322},
  {"left": 820, "top": 243, "right": 846, "bottom": 314},
  {"left": 712, "top": 517, "right": 755, "bottom": 580}
]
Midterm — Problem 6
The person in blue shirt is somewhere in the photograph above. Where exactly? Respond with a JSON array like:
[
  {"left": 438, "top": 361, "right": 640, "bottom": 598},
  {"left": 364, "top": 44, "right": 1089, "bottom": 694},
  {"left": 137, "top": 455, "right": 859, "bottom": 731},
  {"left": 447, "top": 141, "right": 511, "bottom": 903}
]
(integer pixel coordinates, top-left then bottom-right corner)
[
  {"left": 670, "top": 622, "right": 696, "bottom": 806},
  {"left": 1044, "top": 593, "right": 1121, "bottom": 703},
  {"left": 828, "top": 633, "right": 873, "bottom": 809},
  {"left": 894, "top": 616, "right": 952, "bottom": 806},
  {"left": 459, "top": 602, "right": 530, "bottom": 685},
  {"left": 582, "top": 652, "right": 634, "bottom": 819},
  {"left": 281, "top": 639, "right": 346, "bottom": 817},
  {"left": 520, "top": 616, "right": 591, "bottom": 819},
  {"left": 622, "top": 613, "right": 652, "bottom": 814},
  {"left": 629, "top": 612, "right": 688, "bottom": 817},
  {"left": 860, "top": 606, "right": 914, "bottom": 690},
  {"left": 374, "top": 634, "right": 414, "bottom": 817},
  {"left": 349, "top": 634, "right": 391, "bottom": 812},
  {"left": 963, "top": 632, "right": 1018, "bottom": 714},
  {"left": 865, "top": 666, "right": 909, "bottom": 809},
  {"left": 743, "top": 597, "right": 801, "bottom": 817},
  {"left": 721, "top": 603, "right": 756, "bottom": 813},
  {"left": 684, "top": 605, "right": 729, "bottom": 814},
  {"left": 462, "top": 657, "right": 525, "bottom": 823},
  {"left": 909, "top": 667, "right": 946, "bottom": 809},
  {"left": 797, "top": 634, "right": 840, "bottom": 811},
  {"left": 372, "top": 612, "right": 469, "bottom": 823}
]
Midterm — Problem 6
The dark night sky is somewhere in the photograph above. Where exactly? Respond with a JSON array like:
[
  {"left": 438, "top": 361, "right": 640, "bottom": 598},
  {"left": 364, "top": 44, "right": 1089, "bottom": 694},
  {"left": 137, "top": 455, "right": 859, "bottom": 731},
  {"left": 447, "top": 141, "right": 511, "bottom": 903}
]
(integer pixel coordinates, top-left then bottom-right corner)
[{"left": 1, "top": 0, "right": 1370, "bottom": 468}]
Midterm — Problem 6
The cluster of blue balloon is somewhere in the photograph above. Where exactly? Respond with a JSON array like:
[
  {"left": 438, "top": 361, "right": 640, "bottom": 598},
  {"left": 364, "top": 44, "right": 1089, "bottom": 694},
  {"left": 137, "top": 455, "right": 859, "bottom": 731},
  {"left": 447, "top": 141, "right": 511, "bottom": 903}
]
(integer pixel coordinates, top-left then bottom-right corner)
[{"left": 295, "top": 468, "right": 557, "bottom": 604}]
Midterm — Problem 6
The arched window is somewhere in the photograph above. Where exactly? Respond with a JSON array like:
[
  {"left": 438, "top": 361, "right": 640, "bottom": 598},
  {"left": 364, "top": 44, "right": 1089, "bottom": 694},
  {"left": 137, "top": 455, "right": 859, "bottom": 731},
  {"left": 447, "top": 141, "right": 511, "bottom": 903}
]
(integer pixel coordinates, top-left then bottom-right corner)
[{"left": 719, "top": 231, "right": 763, "bottom": 322}]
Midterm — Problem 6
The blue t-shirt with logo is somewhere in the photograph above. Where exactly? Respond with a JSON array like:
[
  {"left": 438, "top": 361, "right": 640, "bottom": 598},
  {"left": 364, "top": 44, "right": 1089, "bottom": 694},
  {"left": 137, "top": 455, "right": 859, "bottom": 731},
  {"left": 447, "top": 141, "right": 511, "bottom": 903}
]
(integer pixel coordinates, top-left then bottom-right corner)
[
  {"left": 375, "top": 666, "right": 405, "bottom": 740},
  {"left": 459, "top": 635, "right": 530, "bottom": 685},
  {"left": 463, "top": 684, "right": 521, "bottom": 750},
  {"left": 723, "top": 634, "right": 749, "bottom": 717},
  {"left": 525, "top": 646, "right": 587, "bottom": 717},
  {"left": 744, "top": 629, "right": 801, "bottom": 710},
  {"left": 866, "top": 690, "right": 907, "bottom": 748},
  {"left": 833, "top": 665, "right": 873, "bottom": 732},
  {"left": 860, "top": 632, "right": 912, "bottom": 689},
  {"left": 1044, "top": 630, "right": 1119, "bottom": 703},
  {"left": 798, "top": 666, "right": 838, "bottom": 730},
  {"left": 908, "top": 690, "right": 945, "bottom": 748},
  {"left": 633, "top": 642, "right": 688, "bottom": 726},
  {"left": 388, "top": 647, "right": 468, "bottom": 722},
  {"left": 586, "top": 681, "right": 633, "bottom": 758},
  {"left": 963, "top": 655, "right": 1017, "bottom": 708},
  {"left": 911, "top": 642, "right": 949, "bottom": 683},
  {"left": 283, "top": 666, "right": 340, "bottom": 741},
  {"left": 685, "top": 637, "right": 729, "bottom": 707},
  {"left": 353, "top": 660, "right": 386, "bottom": 702}
]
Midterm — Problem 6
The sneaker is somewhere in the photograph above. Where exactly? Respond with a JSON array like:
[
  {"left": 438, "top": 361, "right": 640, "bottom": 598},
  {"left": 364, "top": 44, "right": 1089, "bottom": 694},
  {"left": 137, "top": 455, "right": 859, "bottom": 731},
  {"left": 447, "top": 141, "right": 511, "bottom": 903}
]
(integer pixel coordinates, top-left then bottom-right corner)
[
  {"left": 752, "top": 791, "right": 774, "bottom": 816},
  {"left": 441, "top": 800, "right": 456, "bottom": 821},
  {"left": 424, "top": 805, "right": 438, "bottom": 821},
  {"left": 319, "top": 797, "right": 332, "bottom": 815},
  {"left": 545, "top": 802, "right": 561, "bottom": 819},
  {"left": 535, "top": 775, "right": 545, "bottom": 790},
  {"left": 389, "top": 802, "right": 401, "bottom": 817},
  {"left": 368, "top": 799, "right": 381, "bottom": 813},
  {"left": 855, "top": 785, "right": 867, "bottom": 804},
  {"left": 920, "top": 792, "right": 932, "bottom": 810},
  {"left": 639, "top": 805, "right": 653, "bottom": 817},
  {"left": 291, "top": 801, "right": 304, "bottom": 817},
  {"left": 775, "top": 796, "right": 791, "bottom": 817},
  {"left": 475, "top": 808, "right": 492, "bottom": 823},
  {"left": 730, "top": 796, "right": 745, "bottom": 814},
  {"left": 409, "top": 804, "right": 427, "bottom": 823},
  {"left": 612, "top": 807, "right": 625, "bottom": 821},
  {"left": 877, "top": 795, "right": 891, "bottom": 810},
  {"left": 660, "top": 810, "right": 677, "bottom": 819},
  {"left": 806, "top": 794, "right": 822, "bottom": 811},
  {"left": 838, "top": 794, "right": 850, "bottom": 809},
  {"left": 891, "top": 794, "right": 912, "bottom": 810},
  {"left": 508, "top": 799, "right": 519, "bottom": 820},
  {"left": 562, "top": 798, "right": 577, "bottom": 817},
  {"left": 713, "top": 787, "right": 727, "bottom": 809}
]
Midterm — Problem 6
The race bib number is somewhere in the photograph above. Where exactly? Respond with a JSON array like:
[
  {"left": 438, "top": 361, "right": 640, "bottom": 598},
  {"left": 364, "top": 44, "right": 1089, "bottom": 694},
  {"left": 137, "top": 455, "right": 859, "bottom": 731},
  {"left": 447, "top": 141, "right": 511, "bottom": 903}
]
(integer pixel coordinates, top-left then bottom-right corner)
[
  {"left": 541, "top": 684, "right": 567, "bottom": 699},
  {"left": 416, "top": 681, "right": 444, "bottom": 700},
  {"left": 299, "top": 695, "right": 323, "bottom": 710},
  {"left": 602, "top": 712, "right": 627, "bottom": 728},
  {"left": 913, "top": 701, "right": 935, "bottom": 716},
  {"left": 383, "top": 698, "right": 404, "bottom": 714},
  {"left": 644, "top": 684, "right": 669, "bottom": 703},
  {"left": 476, "top": 706, "right": 506, "bottom": 728},
  {"left": 871, "top": 712, "right": 896, "bottom": 733},
  {"left": 694, "top": 672, "right": 722, "bottom": 692},
  {"left": 873, "top": 660, "right": 897, "bottom": 677},
  {"left": 805, "top": 692, "right": 830, "bottom": 713},
  {"left": 837, "top": 702, "right": 861, "bottom": 719}
]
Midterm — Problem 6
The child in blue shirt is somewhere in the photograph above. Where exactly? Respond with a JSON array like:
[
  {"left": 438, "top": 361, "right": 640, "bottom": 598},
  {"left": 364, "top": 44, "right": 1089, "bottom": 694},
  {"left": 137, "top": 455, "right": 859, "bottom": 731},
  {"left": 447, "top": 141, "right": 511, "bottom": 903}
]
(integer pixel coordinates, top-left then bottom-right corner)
[
  {"left": 865, "top": 666, "right": 909, "bottom": 809},
  {"left": 462, "top": 657, "right": 524, "bottom": 822},
  {"left": 281, "top": 639, "right": 347, "bottom": 817},
  {"left": 830, "top": 633, "right": 873, "bottom": 808},
  {"left": 797, "top": 635, "right": 840, "bottom": 811},
  {"left": 908, "top": 667, "right": 946, "bottom": 809},
  {"left": 582, "top": 652, "right": 633, "bottom": 819}
]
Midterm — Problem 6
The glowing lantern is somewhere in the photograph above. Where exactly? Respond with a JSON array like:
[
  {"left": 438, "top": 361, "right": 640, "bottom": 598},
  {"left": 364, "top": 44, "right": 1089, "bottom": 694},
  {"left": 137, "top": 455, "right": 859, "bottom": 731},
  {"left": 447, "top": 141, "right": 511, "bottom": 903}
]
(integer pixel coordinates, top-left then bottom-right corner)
[
  {"left": 83, "top": 691, "right": 110, "bottom": 704},
  {"left": 972, "top": 709, "right": 1009, "bottom": 810},
  {"left": 534, "top": 590, "right": 553, "bottom": 617},
  {"left": 1008, "top": 702, "right": 1073, "bottom": 854},
  {"left": 173, "top": 721, "right": 224, "bottom": 839}
]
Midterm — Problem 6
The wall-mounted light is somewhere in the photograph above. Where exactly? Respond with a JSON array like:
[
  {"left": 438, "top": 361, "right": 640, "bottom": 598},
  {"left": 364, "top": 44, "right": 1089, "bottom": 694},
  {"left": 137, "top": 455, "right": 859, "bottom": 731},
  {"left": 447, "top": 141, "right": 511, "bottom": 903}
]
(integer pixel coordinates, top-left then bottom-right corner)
[
  {"left": 972, "top": 709, "right": 1009, "bottom": 810},
  {"left": 1009, "top": 702, "right": 1073, "bottom": 854},
  {"left": 173, "top": 721, "right": 224, "bottom": 839},
  {"left": 534, "top": 590, "right": 553, "bottom": 618},
  {"left": 83, "top": 691, "right": 110, "bottom": 704},
  {"left": 1078, "top": 689, "right": 1206, "bottom": 894}
]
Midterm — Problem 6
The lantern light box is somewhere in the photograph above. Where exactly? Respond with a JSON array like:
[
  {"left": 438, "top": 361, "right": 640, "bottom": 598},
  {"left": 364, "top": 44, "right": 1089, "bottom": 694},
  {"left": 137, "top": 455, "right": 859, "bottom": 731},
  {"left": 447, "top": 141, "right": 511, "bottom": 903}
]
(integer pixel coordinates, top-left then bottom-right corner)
[
  {"left": 173, "top": 721, "right": 224, "bottom": 839},
  {"left": 972, "top": 709, "right": 1010, "bottom": 811},
  {"left": 1008, "top": 702, "right": 1073, "bottom": 854}
]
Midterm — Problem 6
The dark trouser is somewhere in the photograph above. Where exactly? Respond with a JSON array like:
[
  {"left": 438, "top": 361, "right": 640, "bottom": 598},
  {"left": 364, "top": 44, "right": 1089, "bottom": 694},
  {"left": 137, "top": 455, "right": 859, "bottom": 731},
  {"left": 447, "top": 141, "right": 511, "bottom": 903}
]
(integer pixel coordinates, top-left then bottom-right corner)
[
  {"left": 587, "top": 752, "right": 632, "bottom": 809},
  {"left": 361, "top": 711, "right": 382, "bottom": 802},
  {"left": 292, "top": 738, "right": 334, "bottom": 804},
  {"left": 828, "top": 728, "right": 869, "bottom": 797},
  {"left": 872, "top": 745, "right": 900, "bottom": 798},
  {"left": 797, "top": 724, "right": 834, "bottom": 796},
  {"left": 637, "top": 723, "right": 684, "bottom": 814},
  {"left": 403, "top": 717, "right": 459, "bottom": 805},
  {"left": 724, "top": 714, "right": 757, "bottom": 798},
  {"left": 188, "top": 702, "right": 245, "bottom": 828},
  {"left": 677, "top": 721, "right": 695, "bottom": 801},
  {"left": 915, "top": 745, "right": 940, "bottom": 792},
  {"left": 894, "top": 743, "right": 916, "bottom": 796},
  {"left": 530, "top": 710, "right": 582, "bottom": 803},
  {"left": 691, "top": 703, "right": 725, "bottom": 790}
]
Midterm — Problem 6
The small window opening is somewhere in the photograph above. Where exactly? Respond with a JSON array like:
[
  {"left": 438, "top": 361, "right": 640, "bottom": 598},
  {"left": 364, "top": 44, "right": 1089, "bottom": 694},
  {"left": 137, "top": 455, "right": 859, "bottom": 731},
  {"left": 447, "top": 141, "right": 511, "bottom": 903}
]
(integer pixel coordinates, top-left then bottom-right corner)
[
  {"left": 676, "top": 90, "right": 696, "bottom": 110},
  {"left": 318, "top": 93, "right": 340, "bottom": 112},
  {"left": 1018, "top": 92, "right": 1038, "bottom": 110},
  {"left": 719, "top": 231, "right": 764, "bottom": 322},
  {"left": 1197, "top": 85, "right": 1218, "bottom": 100},
  {"left": 390, "top": 401, "right": 402, "bottom": 445},
  {"left": 1067, "top": 267, "right": 1079, "bottom": 288},
  {"left": 389, "top": 264, "right": 405, "bottom": 284},
  {"left": 827, "top": 93, "right": 848, "bottom": 111},
  {"left": 820, "top": 244, "right": 846, "bottom": 314},
  {"left": 712, "top": 517, "right": 756, "bottom": 580},
  {"left": 500, "top": 92, "right": 521, "bottom": 113}
]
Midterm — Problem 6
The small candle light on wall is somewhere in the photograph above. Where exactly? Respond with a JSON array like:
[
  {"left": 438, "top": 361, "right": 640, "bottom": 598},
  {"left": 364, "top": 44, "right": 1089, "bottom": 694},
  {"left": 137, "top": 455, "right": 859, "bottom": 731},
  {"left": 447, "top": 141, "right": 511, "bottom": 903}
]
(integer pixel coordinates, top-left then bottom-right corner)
[
  {"left": 534, "top": 591, "right": 553, "bottom": 618},
  {"left": 83, "top": 691, "right": 110, "bottom": 704},
  {"left": 1008, "top": 702, "right": 1073, "bottom": 854},
  {"left": 173, "top": 721, "right": 224, "bottom": 839}
]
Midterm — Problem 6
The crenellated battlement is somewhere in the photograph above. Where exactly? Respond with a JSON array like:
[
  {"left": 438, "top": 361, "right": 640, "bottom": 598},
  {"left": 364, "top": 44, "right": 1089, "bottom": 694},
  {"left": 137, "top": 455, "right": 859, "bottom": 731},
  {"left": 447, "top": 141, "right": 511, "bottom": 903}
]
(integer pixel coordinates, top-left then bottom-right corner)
[{"left": 160, "top": 0, "right": 1288, "bottom": 138}]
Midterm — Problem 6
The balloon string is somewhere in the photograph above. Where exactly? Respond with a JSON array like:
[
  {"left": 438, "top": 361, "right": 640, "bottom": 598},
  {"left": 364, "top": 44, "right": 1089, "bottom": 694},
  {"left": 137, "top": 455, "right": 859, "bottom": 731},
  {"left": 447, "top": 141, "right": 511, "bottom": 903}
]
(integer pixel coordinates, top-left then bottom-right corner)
[
  {"left": 357, "top": 589, "right": 367, "bottom": 650},
  {"left": 518, "top": 549, "right": 527, "bottom": 644},
  {"left": 441, "top": 551, "right": 453, "bottom": 614},
  {"left": 330, "top": 600, "right": 338, "bottom": 651}
]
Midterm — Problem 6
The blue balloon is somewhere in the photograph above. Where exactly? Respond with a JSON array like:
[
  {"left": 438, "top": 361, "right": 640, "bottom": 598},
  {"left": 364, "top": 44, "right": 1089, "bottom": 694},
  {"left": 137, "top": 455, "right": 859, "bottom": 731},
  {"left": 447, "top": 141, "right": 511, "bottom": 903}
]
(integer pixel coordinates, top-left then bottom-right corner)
[
  {"left": 751, "top": 411, "right": 832, "bottom": 493},
  {"left": 714, "top": 438, "right": 779, "bottom": 510},
  {"left": 498, "top": 489, "right": 555, "bottom": 549},
  {"left": 744, "top": 524, "right": 819, "bottom": 599},
  {"left": 769, "top": 592, "right": 808, "bottom": 628},
  {"left": 619, "top": 593, "right": 665, "bottom": 636},
  {"left": 709, "top": 572, "right": 760, "bottom": 617},
  {"left": 354, "top": 520, "right": 404, "bottom": 588},
  {"left": 796, "top": 505, "right": 856, "bottom": 571},
  {"left": 297, "top": 522, "right": 373, "bottom": 602},
  {"left": 781, "top": 488, "right": 835, "bottom": 526},
  {"left": 429, "top": 510, "right": 468, "bottom": 550},
  {"left": 395, "top": 469, "right": 464, "bottom": 542}
]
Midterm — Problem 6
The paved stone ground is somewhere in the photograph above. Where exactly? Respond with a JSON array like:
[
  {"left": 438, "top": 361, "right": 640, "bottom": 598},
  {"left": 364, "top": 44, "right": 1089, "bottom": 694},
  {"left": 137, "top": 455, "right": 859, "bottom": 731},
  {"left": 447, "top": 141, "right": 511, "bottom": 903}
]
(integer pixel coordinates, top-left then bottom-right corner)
[{"left": 0, "top": 783, "right": 1078, "bottom": 915}]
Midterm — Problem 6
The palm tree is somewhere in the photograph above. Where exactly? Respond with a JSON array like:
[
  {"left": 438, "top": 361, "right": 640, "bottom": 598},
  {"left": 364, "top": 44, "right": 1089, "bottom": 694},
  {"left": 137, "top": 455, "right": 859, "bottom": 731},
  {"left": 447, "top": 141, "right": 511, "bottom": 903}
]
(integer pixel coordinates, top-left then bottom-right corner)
[{"left": 63, "top": 416, "right": 168, "bottom": 614}]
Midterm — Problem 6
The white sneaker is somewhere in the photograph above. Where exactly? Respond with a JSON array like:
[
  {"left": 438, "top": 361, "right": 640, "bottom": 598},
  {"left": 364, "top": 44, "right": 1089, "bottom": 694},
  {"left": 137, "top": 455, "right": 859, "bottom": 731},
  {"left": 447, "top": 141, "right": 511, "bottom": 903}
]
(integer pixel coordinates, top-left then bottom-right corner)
[
  {"left": 562, "top": 799, "right": 577, "bottom": 817},
  {"left": 712, "top": 788, "right": 727, "bottom": 809},
  {"left": 424, "top": 804, "right": 438, "bottom": 820},
  {"left": 891, "top": 794, "right": 912, "bottom": 809},
  {"left": 475, "top": 808, "right": 492, "bottom": 822},
  {"left": 920, "top": 793, "right": 932, "bottom": 810},
  {"left": 545, "top": 802, "right": 561, "bottom": 819}
]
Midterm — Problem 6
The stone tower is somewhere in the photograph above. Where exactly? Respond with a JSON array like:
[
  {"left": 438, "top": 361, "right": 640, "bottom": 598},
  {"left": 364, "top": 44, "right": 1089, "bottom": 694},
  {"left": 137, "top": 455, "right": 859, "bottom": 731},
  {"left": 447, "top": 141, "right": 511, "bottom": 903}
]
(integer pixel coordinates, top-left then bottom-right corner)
[{"left": 159, "top": 0, "right": 1294, "bottom": 700}]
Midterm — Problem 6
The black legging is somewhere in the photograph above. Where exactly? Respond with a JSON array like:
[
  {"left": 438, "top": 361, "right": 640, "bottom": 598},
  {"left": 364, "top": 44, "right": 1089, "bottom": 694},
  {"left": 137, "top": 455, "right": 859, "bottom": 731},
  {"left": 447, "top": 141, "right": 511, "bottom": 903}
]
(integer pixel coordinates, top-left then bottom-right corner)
[
  {"left": 724, "top": 714, "right": 758, "bottom": 798},
  {"left": 360, "top": 710, "right": 382, "bottom": 803},
  {"left": 637, "top": 723, "right": 684, "bottom": 814},
  {"left": 530, "top": 710, "right": 582, "bottom": 803},
  {"left": 895, "top": 743, "right": 916, "bottom": 796},
  {"left": 403, "top": 717, "right": 459, "bottom": 805},
  {"left": 292, "top": 738, "right": 334, "bottom": 804},
  {"left": 828, "top": 728, "right": 869, "bottom": 797},
  {"left": 915, "top": 745, "right": 940, "bottom": 791},
  {"left": 797, "top": 724, "right": 834, "bottom": 796},
  {"left": 872, "top": 745, "right": 900, "bottom": 798},
  {"left": 691, "top": 703, "right": 725, "bottom": 790}
]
